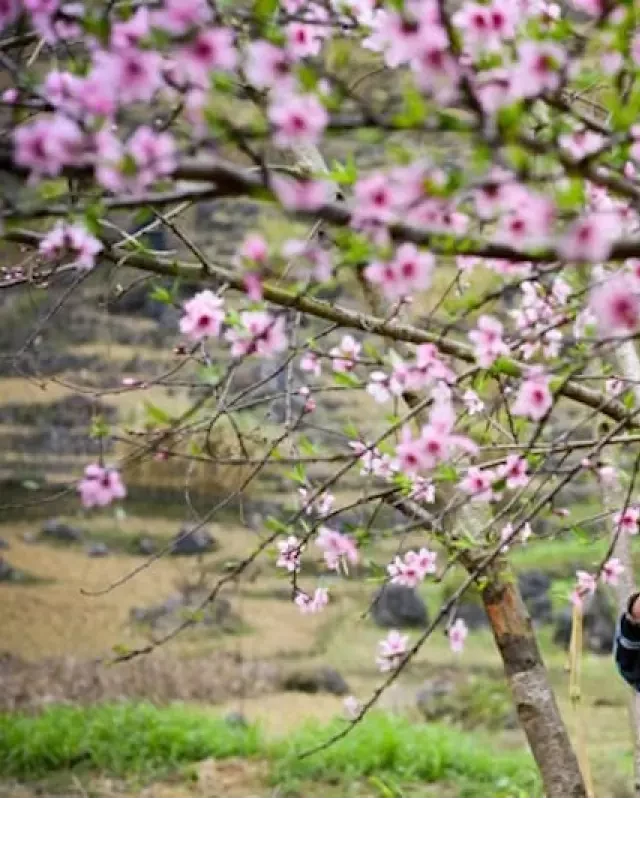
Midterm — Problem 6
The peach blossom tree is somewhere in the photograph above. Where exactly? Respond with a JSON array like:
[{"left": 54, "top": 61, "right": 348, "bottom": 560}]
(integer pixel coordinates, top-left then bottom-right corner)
[{"left": 3, "top": 0, "right": 640, "bottom": 797}]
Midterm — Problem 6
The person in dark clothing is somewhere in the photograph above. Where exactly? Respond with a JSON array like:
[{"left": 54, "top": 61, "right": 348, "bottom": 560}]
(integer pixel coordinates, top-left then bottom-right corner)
[{"left": 615, "top": 592, "right": 640, "bottom": 690}]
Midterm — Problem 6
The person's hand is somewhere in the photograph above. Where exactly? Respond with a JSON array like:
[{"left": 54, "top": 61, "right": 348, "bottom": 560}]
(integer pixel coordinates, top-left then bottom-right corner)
[{"left": 629, "top": 592, "right": 640, "bottom": 622}]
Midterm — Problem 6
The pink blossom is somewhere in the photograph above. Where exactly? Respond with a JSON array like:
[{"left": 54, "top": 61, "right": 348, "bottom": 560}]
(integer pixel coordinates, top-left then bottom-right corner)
[
  {"left": 78, "top": 464, "right": 126, "bottom": 509},
  {"left": 448, "top": 618, "right": 468, "bottom": 654},
  {"left": 0, "top": 0, "right": 19, "bottom": 32},
  {"left": 559, "top": 214, "right": 619, "bottom": 263},
  {"left": 454, "top": 1, "right": 515, "bottom": 54},
  {"left": 387, "top": 548, "right": 437, "bottom": 587},
  {"left": 127, "top": 127, "right": 176, "bottom": 185},
  {"left": 614, "top": 506, "right": 639, "bottom": 536},
  {"left": 511, "top": 40, "right": 566, "bottom": 99},
  {"left": 298, "top": 487, "right": 334, "bottom": 517},
  {"left": 408, "top": 475, "right": 435, "bottom": 504},
  {"left": 512, "top": 373, "right": 553, "bottom": 421},
  {"left": 559, "top": 130, "right": 605, "bottom": 161},
  {"left": 152, "top": 0, "right": 211, "bottom": 34},
  {"left": 597, "top": 465, "right": 618, "bottom": 485},
  {"left": 179, "top": 290, "right": 225, "bottom": 341},
  {"left": 376, "top": 629, "right": 409, "bottom": 672},
  {"left": 367, "top": 371, "right": 391, "bottom": 404},
  {"left": 95, "top": 48, "right": 162, "bottom": 105},
  {"left": 2, "top": 88, "right": 18, "bottom": 104},
  {"left": 589, "top": 275, "right": 640, "bottom": 336},
  {"left": 226, "top": 311, "right": 287, "bottom": 358},
  {"left": 365, "top": 243, "right": 434, "bottom": 299},
  {"left": 238, "top": 233, "right": 268, "bottom": 266},
  {"left": 606, "top": 377, "right": 624, "bottom": 397},
  {"left": 330, "top": 334, "right": 361, "bottom": 373},
  {"left": 497, "top": 196, "right": 555, "bottom": 250},
  {"left": 14, "top": 115, "right": 84, "bottom": 177},
  {"left": 39, "top": 222, "right": 103, "bottom": 270},
  {"left": 316, "top": 527, "right": 359, "bottom": 572},
  {"left": 570, "top": 570, "right": 596, "bottom": 609},
  {"left": 462, "top": 389, "right": 484, "bottom": 415},
  {"left": 244, "top": 40, "right": 294, "bottom": 91},
  {"left": 396, "top": 427, "right": 428, "bottom": 476},
  {"left": 286, "top": 20, "right": 324, "bottom": 58},
  {"left": 459, "top": 466, "right": 496, "bottom": 503},
  {"left": 242, "top": 274, "right": 263, "bottom": 302},
  {"left": 498, "top": 455, "right": 529, "bottom": 489},
  {"left": 272, "top": 175, "right": 329, "bottom": 211},
  {"left": 300, "top": 352, "right": 321, "bottom": 377},
  {"left": 352, "top": 172, "right": 397, "bottom": 226},
  {"left": 296, "top": 587, "right": 329, "bottom": 614},
  {"left": 277, "top": 535, "right": 304, "bottom": 572},
  {"left": 268, "top": 94, "right": 328, "bottom": 149},
  {"left": 179, "top": 28, "right": 237, "bottom": 84},
  {"left": 343, "top": 694, "right": 361, "bottom": 719},
  {"left": 601, "top": 557, "right": 625, "bottom": 587},
  {"left": 410, "top": 38, "right": 461, "bottom": 104},
  {"left": 75, "top": 69, "right": 117, "bottom": 118},
  {"left": 468, "top": 315, "right": 510, "bottom": 368},
  {"left": 110, "top": 7, "right": 150, "bottom": 49}
]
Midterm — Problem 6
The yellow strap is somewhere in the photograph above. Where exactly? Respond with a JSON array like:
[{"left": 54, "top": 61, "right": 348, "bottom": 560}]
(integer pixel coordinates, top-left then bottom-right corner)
[{"left": 569, "top": 603, "right": 595, "bottom": 798}]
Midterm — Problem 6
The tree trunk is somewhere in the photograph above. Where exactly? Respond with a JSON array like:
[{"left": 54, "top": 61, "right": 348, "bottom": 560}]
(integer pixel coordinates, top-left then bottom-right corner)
[{"left": 480, "top": 568, "right": 587, "bottom": 798}]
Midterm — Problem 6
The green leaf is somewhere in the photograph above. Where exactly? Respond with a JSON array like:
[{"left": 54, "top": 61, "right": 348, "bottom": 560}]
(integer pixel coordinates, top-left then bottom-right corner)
[
  {"left": 299, "top": 435, "right": 318, "bottom": 456},
  {"left": 394, "top": 85, "right": 427, "bottom": 129},
  {"left": 264, "top": 516, "right": 290, "bottom": 534},
  {"left": 253, "top": 0, "right": 278, "bottom": 21},
  {"left": 151, "top": 285, "right": 173, "bottom": 304},
  {"left": 89, "top": 415, "right": 110, "bottom": 439},
  {"left": 287, "top": 462, "right": 307, "bottom": 485},
  {"left": 333, "top": 371, "right": 361, "bottom": 388},
  {"left": 37, "top": 179, "right": 68, "bottom": 200},
  {"left": 143, "top": 400, "right": 172, "bottom": 426}
]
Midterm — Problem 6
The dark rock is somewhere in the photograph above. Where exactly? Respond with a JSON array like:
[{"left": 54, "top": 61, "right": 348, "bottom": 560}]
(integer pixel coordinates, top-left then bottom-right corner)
[
  {"left": 282, "top": 666, "right": 349, "bottom": 696},
  {"left": 371, "top": 584, "right": 428, "bottom": 629},
  {"left": 170, "top": 526, "right": 217, "bottom": 556},
  {"left": 130, "top": 589, "right": 241, "bottom": 634},
  {"left": 224, "top": 711, "right": 248, "bottom": 729},
  {"left": 455, "top": 601, "right": 488, "bottom": 630},
  {"left": 553, "top": 588, "right": 616, "bottom": 655},
  {"left": 415, "top": 677, "right": 455, "bottom": 716},
  {"left": 0, "top": 537, "right": 9, "bottom": 549},
  {"left": 87, "top": 542, "right": 109, "bottom": 557},
  {"left": 40, "top": 518, "right": 82, "bottom": 542},
  {"left": 0, "top": 557, "right": 28, "bottom": 583},
  {"left": 136, "top": 537, "right": 156, "bottom": 555},
  {"left": 518, "top": 571, "right": 553, "bottom": 624}
]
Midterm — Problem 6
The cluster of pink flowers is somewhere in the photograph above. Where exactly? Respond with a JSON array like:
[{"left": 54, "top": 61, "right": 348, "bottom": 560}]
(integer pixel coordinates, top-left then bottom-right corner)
[
  {"left": 364, "top": 243, "right": 435, "bottom": 300},
  {"left": 78, "top": 464, "right": 126, "bottom": 509},
  {"left": 367, "top": 347, "right": 454, "bottom": 406},
  {"left": 330, "top": 335, "right": 361, "bottom": 373},
  {"left": 394, "top": 399, "right": 477, "bottom": 476},
  {"left": 511, "top": 278, "right": 568, "bottom": 362},
  {"left": 277, "top": 535, "right": 305, "bottom": 573},
  {"left": 226, "top": 312, "right": 288, "bottom": 358},
  {"left": 38, "top": 222, "right": 103, "bottom": 270},
  {"left": 570, "top": 558, "right": 625, "bottom": 610},
  {"left": 315, "top": 527, "right": 359, "bottom": 572},
  {"left": 387, "top": 548, "right": 437, "bottom": 587},
  {"left": 376, "top": 630, "right": 409, "bottom": 672},
  {"left": 349, "top": 439, "right": 398, "bottom": 481},
  {"left": 298, "top": 487, "right": 335, "bottom": 517},
  {"left": 469, "top": 316, "right": 510, "bottom": 368},
  {"left": 589, "top": 272, "right": 640, "bottom": 337},
  {"left": 295, "top": 587, "right": 329, "bottom": 614}
]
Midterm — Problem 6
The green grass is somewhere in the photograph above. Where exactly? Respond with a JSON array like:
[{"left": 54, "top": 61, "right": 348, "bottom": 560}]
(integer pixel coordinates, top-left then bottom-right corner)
[{"left": 0, "top": 703, "right": 541, "bottom": 797}]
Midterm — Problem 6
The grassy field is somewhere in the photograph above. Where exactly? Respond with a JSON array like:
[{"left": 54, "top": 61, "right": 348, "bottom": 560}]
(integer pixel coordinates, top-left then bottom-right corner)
[
  {"left": 0, "top": 703, "right": 540, "bottom": 798},
  {"left": 0, "top": 508, "right": 635, "bottom": 797}
]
